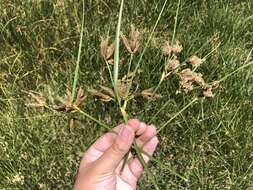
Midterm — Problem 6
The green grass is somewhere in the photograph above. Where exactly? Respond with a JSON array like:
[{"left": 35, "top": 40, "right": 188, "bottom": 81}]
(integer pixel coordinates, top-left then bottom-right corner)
[{"left": 0, "top": 0, "right": 253, "bottom": 189}]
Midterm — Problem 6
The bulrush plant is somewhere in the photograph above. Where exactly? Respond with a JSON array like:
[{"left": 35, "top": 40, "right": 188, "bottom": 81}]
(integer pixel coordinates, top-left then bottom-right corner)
[{"left": 26, "top": 0, "right": 253, "bottom": 188}]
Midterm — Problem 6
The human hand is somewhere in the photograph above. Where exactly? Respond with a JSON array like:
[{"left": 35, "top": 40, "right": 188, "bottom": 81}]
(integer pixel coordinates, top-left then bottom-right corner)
[{"left": 74, "top": 119, "right": 158, "bottom": 190}]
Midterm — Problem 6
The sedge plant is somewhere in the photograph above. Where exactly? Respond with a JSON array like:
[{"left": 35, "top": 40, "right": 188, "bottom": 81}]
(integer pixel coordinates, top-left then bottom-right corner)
[{"left": 25, "top": 0, "right": 253, "bottom": 189}]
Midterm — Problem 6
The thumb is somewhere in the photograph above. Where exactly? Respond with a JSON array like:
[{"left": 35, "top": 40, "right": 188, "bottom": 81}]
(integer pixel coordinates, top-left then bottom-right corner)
[{"left": 94, "top": 125, "right": 135, "bottom": 173}]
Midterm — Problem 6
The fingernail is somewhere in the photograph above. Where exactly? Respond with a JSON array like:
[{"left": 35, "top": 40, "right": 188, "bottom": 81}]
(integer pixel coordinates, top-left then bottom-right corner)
[
  {"left": 119, "top": 126, "right": 131, "bottom": 141},
  {"left": 140, "top": 122, "right": 145, "bottom": 128}
]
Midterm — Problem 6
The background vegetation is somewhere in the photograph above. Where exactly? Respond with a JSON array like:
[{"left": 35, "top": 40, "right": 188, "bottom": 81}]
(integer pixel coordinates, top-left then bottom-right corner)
[{"left": 0, "top": 0, "right": 252, "bottom": 189}]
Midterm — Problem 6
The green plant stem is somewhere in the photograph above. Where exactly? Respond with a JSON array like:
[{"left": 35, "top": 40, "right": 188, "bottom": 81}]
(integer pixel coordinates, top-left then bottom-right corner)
[
  {"left": 152, "top": 71, "right": 166, "bottom": 95},
  {"left": 158, "top": 97, "right": 198, "bottom": 133},
  {"left": 71, "top": 0, "right": 85, "bottom": 103},
  {"left": 149, "top": 99, "right": 174, "bottom": 124},
  {"left": 171, "top": 0, "right": 181, "bottom": 44},
  {"left": 146, "top": 0, "right": 180, "bottom": 97},
  {"left": 218, "top": 61, "right": 253, "bottom": 83},
  {"left": 113, "top": 0, "right": 124, "bottom": 106},
  {"left": 77, "top": 108, "right": 112, "bottom": 131},
  {"left": 105, "top": 60, "right": 114, "bottom": 86},
  {"left": 134, "top": 141, "right": 160, "bottom": 190}
]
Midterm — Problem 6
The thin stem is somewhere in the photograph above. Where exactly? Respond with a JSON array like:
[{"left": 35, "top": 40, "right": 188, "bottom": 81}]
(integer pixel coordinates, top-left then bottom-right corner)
[
  {"left": 149, "top": 99, "right": 174, "bottom": 124},
  {"left": 77, "top": 108, "right": 112, "bottom": 131},
  {"left": 218, "top": 61, "right": 253, "bottom": 83},
  {"left": 152, "top": 71, "right": 166, "bottom": 95},
  {"left": 105, "top": 60, "right": 114, "bottom": 86},
  {"left": 202, "top": 42, "right": 221, "bottom": 60},
  {"left": 158, "top": 98, "right": 198, "bottom": 133},
  {"left": 171, "top": 0, "right": 181, "bottom": 44},
  {"left": 113, "top": 0, "right": 125, "bottom": 105},
  {"left": 134, "top": 141, "right": 160, "bottom": 190},
  {"left": 71, "top": 0, "right": 85, "bottom": 102}
]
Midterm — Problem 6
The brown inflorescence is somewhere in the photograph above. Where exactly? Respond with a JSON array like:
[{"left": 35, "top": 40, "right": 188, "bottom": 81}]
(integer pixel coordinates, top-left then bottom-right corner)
[{"left": 120, "top": 25, "right": 142, "bottom": 54}]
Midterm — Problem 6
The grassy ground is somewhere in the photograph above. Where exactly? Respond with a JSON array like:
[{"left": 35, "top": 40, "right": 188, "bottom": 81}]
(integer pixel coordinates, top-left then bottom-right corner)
[{"left": 0, "top": 0, "right": 253, "bottom": 189}]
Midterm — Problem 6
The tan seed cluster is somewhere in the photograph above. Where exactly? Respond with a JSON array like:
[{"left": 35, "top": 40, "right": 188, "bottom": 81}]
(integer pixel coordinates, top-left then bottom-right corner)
[
  {"left": 100, "top": 37, "right": 115, "bottom": 64},
  {"left": 90, "top": 78, "right": 131, "bottom": 103},
  {"left": 120, "top": 25, "right": 142, "bottom": 54},
  {"left": 166, "top": 56, "right": 180, "bottom": 74},
  {"left": 56, "top": 87, "right": 85, "bottom": 112},
  {"left": 140, "top": 88, "right": 162, "bottom": 100},
  {"left": 162, "top": 40, "right": 183, "bottom": 57},
  {"left": 179, "top": 68, "right": 219, "bottom": 97},
  {"left": 188, "top": 55, "right": 204, "bottom": 67}
]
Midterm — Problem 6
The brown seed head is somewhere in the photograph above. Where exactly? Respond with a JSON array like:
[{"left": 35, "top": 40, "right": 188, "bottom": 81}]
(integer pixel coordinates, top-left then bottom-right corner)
[
  {"left": 89, "top": 89, "right": 113, "bottom": 102},
  {"left": 166, "top": 56, "right": 180, "bottom": 73},
  {"left": 140, "top": 88, "right": 162, "bottom": 100},
  {"left": 100, "top": 37, "right": 115, "bottom": 63},
  {"left": 188, "top": 55, "right": 204, "bottom": 67},
  {"left": 120, "top": 25, "right": 141, "bottom": 54},
  {"left": 162, "top": 42, "right": 172, "bottom": 57},
  {"left": 73, "top": 87, "right": 85, "bottom": 109},
  {"left": 172, "top": 40, "right": 183, "bottom": 54},
  {"left": 203, "top": 87, "right": 214, "bottom": 98},
  {"left": 179, "top": 69, "right": 206, "bottom": 92},
  {"left": 211, "top": 80, "right": 220, "bottom": 89},
  {"left": 193, "top": 73, "right": 205, "bottom": 87},
  {"left": 56, "top": 87, "right": 85, "bottom": 112}
]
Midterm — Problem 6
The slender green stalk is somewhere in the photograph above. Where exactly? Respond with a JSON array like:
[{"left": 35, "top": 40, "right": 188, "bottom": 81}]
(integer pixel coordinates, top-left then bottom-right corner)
[
  {"left": 139, "top": 0, "right": 180, "bottom": 97},
  {"left": 171, "top": 0, "right": 181, "bottom": 44},
  {"left": 149, "top": 99, "right": 175, "bottom": 124},
  {"left": 113, "top": 0, "right": 132, "bottom": 174},
  {"left": 113, "top": 0, "right": 125, "bottom": 105},
  {"left": 134, "top": 141, "right": 160, "bottom": 190},
  {"left": 148, "top": 0, "right": 180, "bottom": 96},
  {"left": 71, "top": 0, "right": 85, "bottom": 102},
  {"left": 105, "top": 60, "right": 114, "bottom": 86},
  {"left": 77, "top": 108, "right": 112, "bottom": 131},
  {"left": 152, "top": 71, "right": 166, "bottom": 95},
  {"left": 158, "top": 98, "right": 198, "bottom": 133},
  {"left": 202, "top": 42, "right": 221, "bottom": 60},
  {"left": 218, "top": 61, "right": 253, "bottom": 83}
]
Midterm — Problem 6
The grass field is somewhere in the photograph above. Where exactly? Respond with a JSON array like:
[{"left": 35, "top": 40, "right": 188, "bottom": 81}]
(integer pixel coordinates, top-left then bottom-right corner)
[{"left": 0, "top": 0, "right": 253, "bottom": 189}]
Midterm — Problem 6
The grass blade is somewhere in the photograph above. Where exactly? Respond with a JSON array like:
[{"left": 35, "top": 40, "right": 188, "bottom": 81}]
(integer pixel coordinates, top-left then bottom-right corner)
[{"left": 171, "top": 0, "right": 181, "bottom": 44}]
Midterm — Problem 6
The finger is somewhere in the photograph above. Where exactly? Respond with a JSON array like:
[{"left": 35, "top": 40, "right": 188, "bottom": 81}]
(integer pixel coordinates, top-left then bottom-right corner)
[
  {"left": 127, "top": 119, "right": 141, "bottom": 131},
  {"left": 93, "top": 124, "right": 136, "bottom": 173},
  {"left": 137, "top": 122, "right": 147, "bottom": 136},
  {"left": 136, "top": 124, "right": 157, "bottom": 146},
  {"left": 117, "top": 164, "right": 138, "bottom": 189},
  {"left": 129, "top": 136, "right": 159, "bottom": 178},
  {"left": 141, "top": 136, "right": 159, "bottom": 162}
]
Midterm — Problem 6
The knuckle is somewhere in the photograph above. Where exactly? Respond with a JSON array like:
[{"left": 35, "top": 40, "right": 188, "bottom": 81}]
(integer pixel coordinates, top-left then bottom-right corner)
[{"left": 111, "top": 141, "right": 127, "bottom": 153}]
